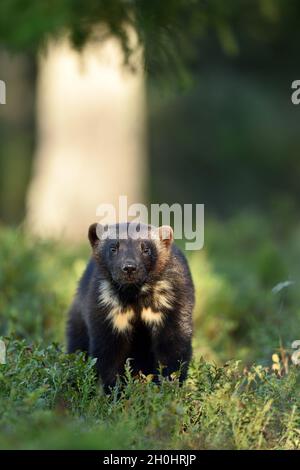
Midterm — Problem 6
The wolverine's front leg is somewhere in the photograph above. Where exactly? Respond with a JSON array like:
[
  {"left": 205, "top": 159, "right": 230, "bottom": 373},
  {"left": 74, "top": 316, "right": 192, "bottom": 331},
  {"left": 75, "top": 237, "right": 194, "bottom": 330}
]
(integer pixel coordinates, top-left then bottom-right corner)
[
  {"left": 88, "top": 320, "right": 131, "bottom": 392},
  {"left": 152, "top": 316, "right": 192, "bottom": 383}
]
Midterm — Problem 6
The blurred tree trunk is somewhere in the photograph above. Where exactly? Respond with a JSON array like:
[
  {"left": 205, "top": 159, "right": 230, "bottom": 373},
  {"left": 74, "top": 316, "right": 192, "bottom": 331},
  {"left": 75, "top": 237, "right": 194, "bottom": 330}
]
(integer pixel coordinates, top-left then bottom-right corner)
[
  {"left": 26, "top": 35, "right": 147, "bottom": 242},
  {"left": 0, "top": 50, "right": 36, "bottom": 224}
]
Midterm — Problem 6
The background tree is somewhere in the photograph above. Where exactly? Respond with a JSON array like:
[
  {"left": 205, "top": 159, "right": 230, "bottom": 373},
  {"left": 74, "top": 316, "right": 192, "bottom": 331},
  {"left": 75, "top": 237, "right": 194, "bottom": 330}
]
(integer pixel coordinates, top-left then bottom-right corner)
[{"left": 1, "top": 0, "right": 300, "bottom": 225}]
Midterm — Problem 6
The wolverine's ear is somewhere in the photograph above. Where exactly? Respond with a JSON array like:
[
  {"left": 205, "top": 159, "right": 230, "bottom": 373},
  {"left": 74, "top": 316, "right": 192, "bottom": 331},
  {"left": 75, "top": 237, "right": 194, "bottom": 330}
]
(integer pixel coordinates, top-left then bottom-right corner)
[
  {"left": 158, "top": 225, "right": 173, "bottom": 248},
  {"left": 88, "top": 223, "right": 103, "bottom": 249}
]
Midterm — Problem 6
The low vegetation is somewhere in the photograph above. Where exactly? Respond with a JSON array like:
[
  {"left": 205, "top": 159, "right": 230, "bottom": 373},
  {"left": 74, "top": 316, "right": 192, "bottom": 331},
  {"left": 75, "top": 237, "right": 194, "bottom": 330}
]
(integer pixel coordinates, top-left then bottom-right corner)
[{"left": 0, "top": 218, "right": 299, "bottom": 449}]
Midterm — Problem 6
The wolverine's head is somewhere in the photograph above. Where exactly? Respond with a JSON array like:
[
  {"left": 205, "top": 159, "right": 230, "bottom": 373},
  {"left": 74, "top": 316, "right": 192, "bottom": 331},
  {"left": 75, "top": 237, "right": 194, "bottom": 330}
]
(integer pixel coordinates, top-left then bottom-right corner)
[{"left": 88, "top": 222, "right": 173, "bottom": 286}]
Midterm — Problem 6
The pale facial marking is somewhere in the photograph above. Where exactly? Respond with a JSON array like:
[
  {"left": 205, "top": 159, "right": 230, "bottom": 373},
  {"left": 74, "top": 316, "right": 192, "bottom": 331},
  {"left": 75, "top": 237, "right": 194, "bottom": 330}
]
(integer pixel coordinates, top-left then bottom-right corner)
[{"left": 141, "top": 307, "right": 164, "bottom": 326}]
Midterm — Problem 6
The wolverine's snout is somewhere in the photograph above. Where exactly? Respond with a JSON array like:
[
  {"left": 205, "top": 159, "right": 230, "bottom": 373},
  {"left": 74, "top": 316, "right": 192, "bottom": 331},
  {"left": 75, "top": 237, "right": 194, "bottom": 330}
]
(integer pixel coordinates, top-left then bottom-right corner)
[{"left": 122, "top": 263, "right": 137, "bottom": 274}]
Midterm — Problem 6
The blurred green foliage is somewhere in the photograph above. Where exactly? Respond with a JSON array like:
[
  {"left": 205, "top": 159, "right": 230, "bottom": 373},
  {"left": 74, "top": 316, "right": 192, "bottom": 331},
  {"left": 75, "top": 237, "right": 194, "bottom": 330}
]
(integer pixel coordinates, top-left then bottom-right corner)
[
  {"left": 1, "top": 217, "right": 299, "bottom": 363},
  {"left": 0, "top": 220, "right": 299, "bottom": 449},
  {"left": 149, "top": 68, "right": 300, "bottom": 216},
  {"left": 1, "top": 0, "right": 300, "bottom": 224},
  {"left": 0, "top": 0, "right": 299, "bottom": 77},
  {"left": 0, "top": 227, "right": 89, "bottom": 341},
  {"left": 192, "top": 213, "right": 300, "bottom": 364}
]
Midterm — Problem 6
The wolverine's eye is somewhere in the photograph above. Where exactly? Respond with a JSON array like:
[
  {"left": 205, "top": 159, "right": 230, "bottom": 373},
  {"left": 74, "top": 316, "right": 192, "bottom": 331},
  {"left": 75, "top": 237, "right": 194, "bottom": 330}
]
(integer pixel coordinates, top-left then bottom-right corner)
[
  {"left": 141, "top": 243, "right": 151, "bottom": 255},
  {"left": 110, "top": 243, "right": 118, "bottom": 254}
]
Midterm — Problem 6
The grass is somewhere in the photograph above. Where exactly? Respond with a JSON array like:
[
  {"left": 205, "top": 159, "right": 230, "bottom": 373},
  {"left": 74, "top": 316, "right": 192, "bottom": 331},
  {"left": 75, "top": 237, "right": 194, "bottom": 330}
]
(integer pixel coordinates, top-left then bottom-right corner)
[
  {"left": 0, "top": 340, "right": 299, "bottom": 450},
  {"left": 0, "top": 216, "right": 299, "bottom": 449}
]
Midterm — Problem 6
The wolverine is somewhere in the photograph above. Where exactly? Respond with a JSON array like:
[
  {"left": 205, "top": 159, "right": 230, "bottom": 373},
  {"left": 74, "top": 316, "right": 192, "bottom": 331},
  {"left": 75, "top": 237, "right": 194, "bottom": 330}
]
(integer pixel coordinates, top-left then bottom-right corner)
[{"left": 67, "top": 222, "right": 194, "bottom": 392}]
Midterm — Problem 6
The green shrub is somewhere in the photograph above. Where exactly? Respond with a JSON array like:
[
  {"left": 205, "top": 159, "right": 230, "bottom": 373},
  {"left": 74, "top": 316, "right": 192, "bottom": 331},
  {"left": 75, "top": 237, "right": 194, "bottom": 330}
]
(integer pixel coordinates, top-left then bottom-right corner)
[
  {"left": 0, "top": 339, "right": 299, "bottom": 450},
  {"left": 0, "top": 226, "right": 88, "bottom": 341},
  {"left": 190, "top": 212, "right": 300, "bottom": 363}
]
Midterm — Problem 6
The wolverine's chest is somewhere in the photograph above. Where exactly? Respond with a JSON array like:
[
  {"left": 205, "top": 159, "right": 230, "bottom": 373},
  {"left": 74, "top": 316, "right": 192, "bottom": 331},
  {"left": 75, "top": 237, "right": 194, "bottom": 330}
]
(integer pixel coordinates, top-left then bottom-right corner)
[
  {"left": 98, "top": 279, "right": 175, "bottom": 333},
  {"left": 106, "top": 307, "right": 164, "bottom": 333}
]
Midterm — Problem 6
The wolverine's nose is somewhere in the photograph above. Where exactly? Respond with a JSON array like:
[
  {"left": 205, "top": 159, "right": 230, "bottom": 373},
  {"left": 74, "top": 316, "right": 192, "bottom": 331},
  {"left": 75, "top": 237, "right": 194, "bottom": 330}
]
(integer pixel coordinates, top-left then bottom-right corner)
[{"left": 122, "top": 263, "right": 137, "bottom": 275}]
